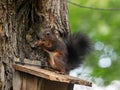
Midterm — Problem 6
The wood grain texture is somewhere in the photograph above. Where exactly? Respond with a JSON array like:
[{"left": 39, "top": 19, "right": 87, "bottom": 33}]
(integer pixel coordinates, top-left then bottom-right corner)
[
  {"left": 13, "top": 70, "right": 69, "bottom": 90},
  {"left": 13, "top": 64, "right": 92, "bottom": 87}
]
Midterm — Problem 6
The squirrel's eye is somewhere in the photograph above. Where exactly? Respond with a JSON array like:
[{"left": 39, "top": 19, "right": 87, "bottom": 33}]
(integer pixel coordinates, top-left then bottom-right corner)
[{"left": 46, "top": 32, "right": 50, "bottom": 36}]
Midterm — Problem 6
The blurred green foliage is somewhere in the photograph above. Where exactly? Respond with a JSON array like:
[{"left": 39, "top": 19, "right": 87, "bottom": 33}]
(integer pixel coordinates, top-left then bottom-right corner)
[{"left": 68, "top": 0, "right": 120, "bottom": 85}]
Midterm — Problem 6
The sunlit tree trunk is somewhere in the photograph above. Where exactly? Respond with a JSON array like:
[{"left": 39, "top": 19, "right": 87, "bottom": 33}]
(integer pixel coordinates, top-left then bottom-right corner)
[{"left": 0, "top": 0, "right": 69, "bottom": 90}]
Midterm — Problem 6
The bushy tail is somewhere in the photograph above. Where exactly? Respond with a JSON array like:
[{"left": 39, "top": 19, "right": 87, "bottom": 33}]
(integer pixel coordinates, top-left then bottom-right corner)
[{"left": 65, "top": 33, "right": 93, "bottom": 71}]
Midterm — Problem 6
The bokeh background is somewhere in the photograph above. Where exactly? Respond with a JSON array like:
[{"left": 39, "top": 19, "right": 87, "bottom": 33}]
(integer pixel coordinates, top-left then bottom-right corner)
[{"left": 68, "top": 0, "right": 120, "bottom": 89}]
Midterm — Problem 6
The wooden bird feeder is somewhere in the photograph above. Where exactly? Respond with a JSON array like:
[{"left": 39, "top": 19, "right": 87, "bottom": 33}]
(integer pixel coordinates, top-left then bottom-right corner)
[{"left": 13, "top": 58, "right": 92, "bottom": 90}]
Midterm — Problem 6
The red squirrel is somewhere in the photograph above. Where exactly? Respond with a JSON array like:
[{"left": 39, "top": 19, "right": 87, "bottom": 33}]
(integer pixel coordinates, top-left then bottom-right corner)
[{"left": 35, "top": 29, "right": 92, "bottom": 74}]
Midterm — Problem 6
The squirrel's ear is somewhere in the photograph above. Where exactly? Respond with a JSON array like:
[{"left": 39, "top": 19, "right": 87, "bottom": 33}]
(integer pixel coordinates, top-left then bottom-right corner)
[
  {"left": 58, "top": 31, "right": 63, "bottom": 37},
  {"left": 51, "top": 27, "right": 55, "bottom": 32},
  {"left": 51, "top": 27, "right": 65, "bottom": 38}
]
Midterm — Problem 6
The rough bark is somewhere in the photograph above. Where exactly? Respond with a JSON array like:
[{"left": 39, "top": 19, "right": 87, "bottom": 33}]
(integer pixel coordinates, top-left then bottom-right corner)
[
  {"left": 36, "top": 0, "right": 69, "bottom": 37},
  {"left": 0, "top": 0, "right": 69, "bottom": 90},
  {"left": 0, "top": 0, "right": 15, "bottom": 90}
]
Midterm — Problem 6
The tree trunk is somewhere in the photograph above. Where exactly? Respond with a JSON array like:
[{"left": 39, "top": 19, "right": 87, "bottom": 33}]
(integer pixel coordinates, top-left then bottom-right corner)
[{"left": 0, "top": 0, "right": 69, "bottom": 90}]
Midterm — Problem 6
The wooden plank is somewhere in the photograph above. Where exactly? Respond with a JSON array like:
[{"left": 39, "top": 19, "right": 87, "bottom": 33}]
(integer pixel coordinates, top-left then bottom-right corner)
[
  {"left": 14, "top": 57, "right": 42, "bottom": 66},
  {"left": 13, "top": 64, "right": 92, "bottom": 87},
  {"left": 13, "top": 71, "right": 21, "bottom": 90},
  {"left": 13, "top": 72, "right": 70, "bottom": 90}
]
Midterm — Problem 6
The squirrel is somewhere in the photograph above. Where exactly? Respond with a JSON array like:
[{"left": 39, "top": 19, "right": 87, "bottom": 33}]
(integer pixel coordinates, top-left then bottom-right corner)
[{"left": 35, "top": 29, "right": 93, "bottom": 74}]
